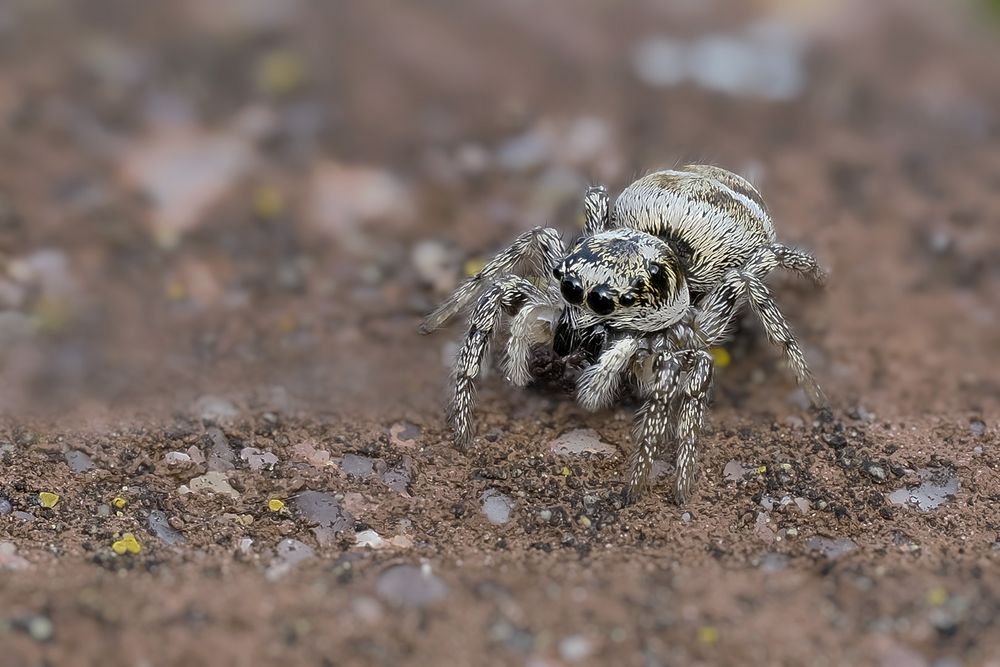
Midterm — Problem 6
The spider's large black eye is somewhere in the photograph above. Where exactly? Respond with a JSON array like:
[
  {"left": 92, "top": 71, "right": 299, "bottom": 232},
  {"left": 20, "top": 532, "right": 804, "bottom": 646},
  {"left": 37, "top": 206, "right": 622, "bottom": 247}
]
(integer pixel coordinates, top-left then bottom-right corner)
[
  {"left": 587, "top": 286, "right": 615, "bottom": 315},
  {"left": 560, "top": 276, "right": 585, "bottom": 304},
  {"left": 648, "top": 263, "right": 668, "bottom": 292}
]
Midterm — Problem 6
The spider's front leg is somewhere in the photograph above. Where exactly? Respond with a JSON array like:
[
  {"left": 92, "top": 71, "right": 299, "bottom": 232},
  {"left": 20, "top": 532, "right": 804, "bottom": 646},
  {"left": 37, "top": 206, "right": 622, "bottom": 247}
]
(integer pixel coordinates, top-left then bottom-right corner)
[
  {"left": 419, "top": 227, "right": 565, "bottom": 334},
  {"left": 449, "top": 276, "right": 550, "bottom": 449}
]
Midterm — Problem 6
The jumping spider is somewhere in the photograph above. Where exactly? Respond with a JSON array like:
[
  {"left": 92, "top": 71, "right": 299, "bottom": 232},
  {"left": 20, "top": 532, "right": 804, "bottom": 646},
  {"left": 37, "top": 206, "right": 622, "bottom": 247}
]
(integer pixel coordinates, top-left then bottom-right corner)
[{"left": 420, "top": 165, "right": 827, "bottom": 503}]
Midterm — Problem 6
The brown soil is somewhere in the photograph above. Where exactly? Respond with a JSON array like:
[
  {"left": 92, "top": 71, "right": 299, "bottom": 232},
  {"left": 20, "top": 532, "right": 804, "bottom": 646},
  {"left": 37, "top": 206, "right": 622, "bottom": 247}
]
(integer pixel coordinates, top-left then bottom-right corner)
[{"left": 1, "top": 1, "right": 999, "bottom": 666}]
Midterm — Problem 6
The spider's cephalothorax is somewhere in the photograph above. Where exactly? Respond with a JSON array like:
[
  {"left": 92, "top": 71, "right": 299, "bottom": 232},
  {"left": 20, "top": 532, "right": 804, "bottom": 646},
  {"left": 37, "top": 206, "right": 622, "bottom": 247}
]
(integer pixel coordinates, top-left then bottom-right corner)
[{"left": 420, "top": 164, "right": 827, "bottom": 504}]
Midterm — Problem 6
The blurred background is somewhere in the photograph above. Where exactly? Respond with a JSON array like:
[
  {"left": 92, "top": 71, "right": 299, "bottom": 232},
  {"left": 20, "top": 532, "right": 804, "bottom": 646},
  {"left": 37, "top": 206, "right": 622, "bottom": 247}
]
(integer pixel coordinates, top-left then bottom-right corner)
[
  {"left": 1, "top": 0, "right": 997, "bottom": 423},
  {"left": 1, "top": 1, "right": 999, "bottom": 665}
]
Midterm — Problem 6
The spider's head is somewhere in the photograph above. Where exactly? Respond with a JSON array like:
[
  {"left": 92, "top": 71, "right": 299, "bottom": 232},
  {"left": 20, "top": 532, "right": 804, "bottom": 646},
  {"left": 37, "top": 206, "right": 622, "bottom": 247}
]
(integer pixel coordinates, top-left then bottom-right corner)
[{"left": 553, "top": 229, "right": 689, "bottom": 328}]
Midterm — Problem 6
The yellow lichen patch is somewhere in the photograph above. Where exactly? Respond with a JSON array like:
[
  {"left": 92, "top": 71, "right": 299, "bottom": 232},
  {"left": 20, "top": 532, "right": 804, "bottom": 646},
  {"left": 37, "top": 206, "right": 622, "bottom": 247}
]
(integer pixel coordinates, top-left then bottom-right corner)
[
  {"left": 577, "top": 515, "right": 592, "bottom": 528},
  {"left": 38, "top": 492, "right": 60, "bottom": 508},
  {"left": 255, "top": 50, "right": 306, "bottom": 95},
  {"left": 926, "top": 586, "right": 948, "bottom": 606},
  {"left": 165, "top": 279, "right": 186, "bottom": 301},
  {"left": 560, "top": 466, "right": 572, "bottom": 477},
  {"left": 756, "top": 465, "right": 767, "bottom": 474},
  {"left": 112, "top": 497, "right": 127, "bottom": 509},
  {"left": 267, "top": 498, "right": 286, "bottom": 512},
  {"left": 697, "top": 625, "right": 719, "bottom": 645},
  {"left": 252, "top": 186, "right": 285, "bottom": 219},
  {"left": 710, "top": 347, "right": 731, "bottom": 368},
  {"left": 464, "top": 258, "right": 486, "bottom": 277},
  {"left": 112, "top": 533, "right": 141, "bottom": 555}
]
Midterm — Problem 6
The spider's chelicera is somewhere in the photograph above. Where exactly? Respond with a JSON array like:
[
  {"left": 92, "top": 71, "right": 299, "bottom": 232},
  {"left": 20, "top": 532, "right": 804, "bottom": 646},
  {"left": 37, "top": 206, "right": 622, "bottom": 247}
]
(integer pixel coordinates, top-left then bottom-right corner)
[{"left": 420, "top": 165, "right": 827, "bottom": 504}]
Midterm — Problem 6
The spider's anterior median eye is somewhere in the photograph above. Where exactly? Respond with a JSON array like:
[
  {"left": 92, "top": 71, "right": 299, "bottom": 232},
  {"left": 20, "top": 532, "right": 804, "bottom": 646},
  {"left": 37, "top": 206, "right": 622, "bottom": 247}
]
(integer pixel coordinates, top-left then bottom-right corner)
[
  {"left": 560, "top": 276, "right": 585, "bottom": 304},
  {"left": 587, "top": 287, "right": 615, "bottom": 315}
]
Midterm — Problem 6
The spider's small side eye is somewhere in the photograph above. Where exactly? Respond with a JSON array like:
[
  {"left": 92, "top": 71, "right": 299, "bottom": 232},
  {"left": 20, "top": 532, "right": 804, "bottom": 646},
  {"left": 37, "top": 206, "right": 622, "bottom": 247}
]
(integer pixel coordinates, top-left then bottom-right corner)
[
  {"left": 552, "top": 266, "right": 562, "bottom": 280},
  {"left": 648, "top": 263, "right": 662, "bottom": 278},
  {"left": 619, "top": 292, "right": 636, "bottom": 307}
]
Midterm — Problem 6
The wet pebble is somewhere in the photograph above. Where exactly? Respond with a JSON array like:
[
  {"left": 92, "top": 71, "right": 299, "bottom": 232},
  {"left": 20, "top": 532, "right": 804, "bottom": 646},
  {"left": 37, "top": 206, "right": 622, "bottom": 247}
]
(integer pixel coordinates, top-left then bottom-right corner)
[
  {"left": 805, "top": 536, "right": 856, "bottom": 560},
  {"left": 148, "top": 510, "right": 186, "bottom": 545},
  {"left": 293, "top": 490, "right": 353, "bottom": 533},
  {"left": 381, "top": 458, "right": 414, "bottom": 496},
  {"left": 481, "top": 489, "right": 515, "bottom": 525},
  {"left": 205, "top": 427, "right": 235, "bottom": 472},
  {"left": 549, "top": 429, "right": 616, "bottom": 456},
  {"left": 340, "top": 453, "right": 377, "bottom": 480},
  {"left": 266, "top": 539, "right": 315, "bottom": 581},
  {"left": 887, "top": 467, "right": 959, "bottom": 511},
  {"left": 375, "top": 564, "right": 448, "bottom": 608},
  {"left": 240, "top": 447, "right": 278, "bottom": 471},
  {"left": 64, "top": 450, "right": 94, "bottom": 473},
  {"left": 969, "top": 418, "right": 986, "bottom": 436},
  {"left": 292, "top": 440, "right": 331, "bottom": 467}
]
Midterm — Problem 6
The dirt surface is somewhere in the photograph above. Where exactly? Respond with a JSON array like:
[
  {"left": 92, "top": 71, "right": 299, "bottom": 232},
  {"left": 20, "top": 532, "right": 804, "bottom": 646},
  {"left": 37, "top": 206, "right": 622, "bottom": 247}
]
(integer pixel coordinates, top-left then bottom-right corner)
[{"left": 2, "top": 1, "right": 1000, "bottom": 665}]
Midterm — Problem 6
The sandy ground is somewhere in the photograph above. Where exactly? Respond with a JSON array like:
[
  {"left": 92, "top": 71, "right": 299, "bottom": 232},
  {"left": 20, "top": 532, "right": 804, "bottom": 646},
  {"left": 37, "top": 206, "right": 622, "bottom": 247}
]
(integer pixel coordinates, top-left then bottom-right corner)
[{"left": 1, "top": 1, "right": 999, "bottom": 665}]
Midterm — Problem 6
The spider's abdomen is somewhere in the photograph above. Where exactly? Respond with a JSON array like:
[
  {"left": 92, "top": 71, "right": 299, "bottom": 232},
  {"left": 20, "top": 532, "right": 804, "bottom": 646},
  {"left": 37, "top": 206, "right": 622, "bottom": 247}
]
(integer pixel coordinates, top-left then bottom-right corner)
[{"left": 613, "top": 165, "right": 776, "bottom": 293}]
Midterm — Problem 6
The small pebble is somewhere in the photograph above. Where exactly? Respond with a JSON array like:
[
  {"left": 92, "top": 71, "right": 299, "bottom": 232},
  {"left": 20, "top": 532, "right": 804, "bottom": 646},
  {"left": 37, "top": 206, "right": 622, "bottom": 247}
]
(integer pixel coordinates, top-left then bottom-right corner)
[
  {"left": 164, "top": 451, "right": 191, "bottom": 465},
  {"left": 148, "top": 511, "right": 185, "bottom": 545},
  {"left": 240, "top": 447, "right": 279, "bottom": 471},
  {"left": 355, "top": 529, "right": 385, "bottom": 549},
  {"left": 559, "top": 635, "right": 593, "bottom": 662},
  {"left": 266, "top": 539, "right": 315, "bottom": 581},
  {"left": 549, "top": 429, "right": 616, "bottom": 456},
  {"left": 186, "top": 471, "right": 241, "bottom": 499},
  {"left": 38, "top": 492, "right": 59, "bottom": 508},
  {"left": 481, "top": 489, "right": 515, "bottom": 525},
  {"left": 27, "top": 616, "right": 54, "bottom": 642},
  {"left": 375, "top": 565, "right": 448, "bottom": 608}
]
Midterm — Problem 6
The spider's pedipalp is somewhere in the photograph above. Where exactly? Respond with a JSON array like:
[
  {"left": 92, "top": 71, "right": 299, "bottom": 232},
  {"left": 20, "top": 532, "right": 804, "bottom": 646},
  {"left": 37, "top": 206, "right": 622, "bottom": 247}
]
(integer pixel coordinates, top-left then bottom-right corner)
[
  {"left": 576, "top": 336, "right": 641, "bottom": 411},
  {"left": 505, "top": 303, "right": 559, "bottom": 386},
  {"left": 419, "top": 226, "right": 565, "bottom": 334}
]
